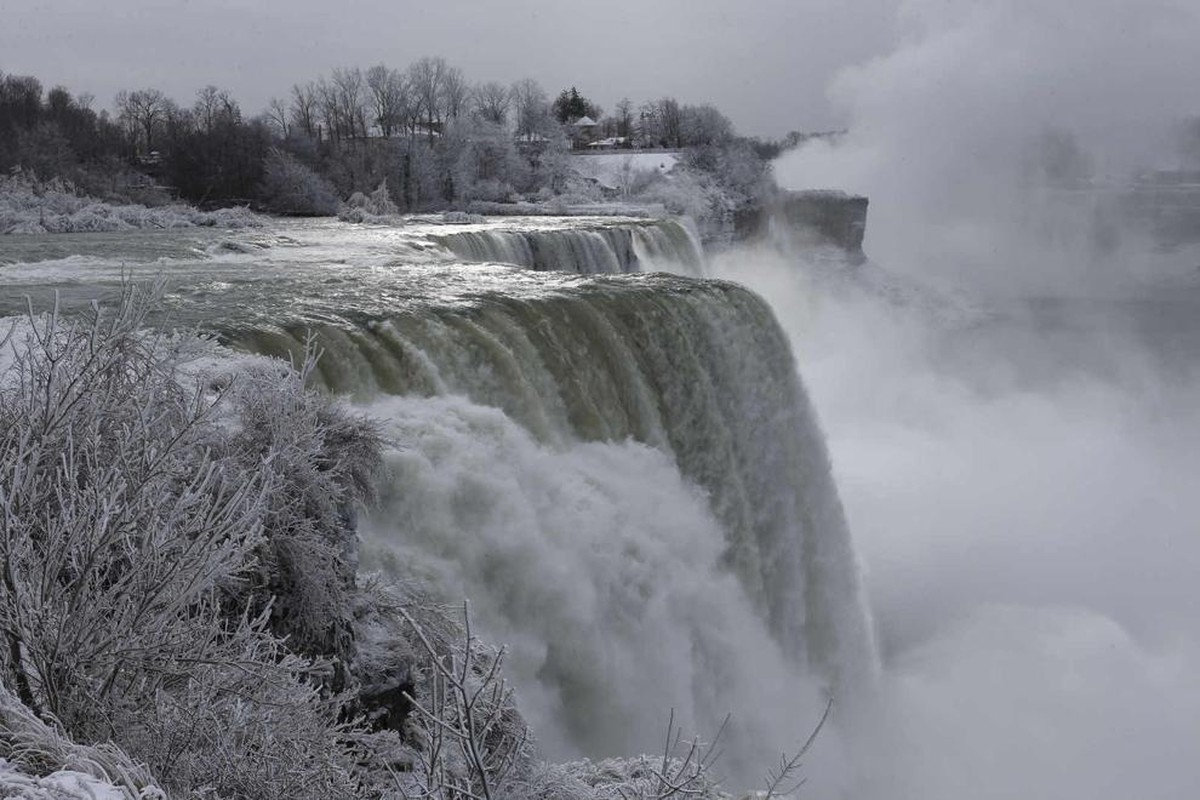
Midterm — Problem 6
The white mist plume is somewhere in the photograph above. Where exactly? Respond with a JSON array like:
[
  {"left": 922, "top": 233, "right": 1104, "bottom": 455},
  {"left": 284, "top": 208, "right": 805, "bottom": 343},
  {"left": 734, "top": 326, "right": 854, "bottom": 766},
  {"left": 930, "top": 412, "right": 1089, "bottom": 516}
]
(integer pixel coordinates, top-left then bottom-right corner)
[
  {"left": 709, "top": 235, "right": 1200, "bottom": 798},
  {"left": 778, "top": 0, "right": 1200, "bottom": 292},
  {"left": 714, "top": 5, "right": 1200, "bottom": 795}
]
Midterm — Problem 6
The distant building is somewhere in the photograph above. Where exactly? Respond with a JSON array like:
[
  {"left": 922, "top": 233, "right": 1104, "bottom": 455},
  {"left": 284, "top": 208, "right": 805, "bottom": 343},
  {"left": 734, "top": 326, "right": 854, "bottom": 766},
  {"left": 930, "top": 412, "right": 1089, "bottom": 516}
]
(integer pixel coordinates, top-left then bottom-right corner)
[
  {"left": 569, "top": 116, "right": 599, "bottom": 149},
  {"left": 515, "top": 132, "right": 552, "bottom": 154},
  {"left": 586, "top": 137, "right": 628, "bottom": 150}
]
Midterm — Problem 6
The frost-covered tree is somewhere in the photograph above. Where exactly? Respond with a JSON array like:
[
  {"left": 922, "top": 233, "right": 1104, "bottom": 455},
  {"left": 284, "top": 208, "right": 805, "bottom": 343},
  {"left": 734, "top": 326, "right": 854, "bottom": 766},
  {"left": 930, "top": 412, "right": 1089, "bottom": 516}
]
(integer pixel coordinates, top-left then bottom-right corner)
[
  {"left": 446, "top": 116, "right": 522, "bottom": 202},
  {"left": 680, "top": 103, "right": 734, "bottom": 147}
]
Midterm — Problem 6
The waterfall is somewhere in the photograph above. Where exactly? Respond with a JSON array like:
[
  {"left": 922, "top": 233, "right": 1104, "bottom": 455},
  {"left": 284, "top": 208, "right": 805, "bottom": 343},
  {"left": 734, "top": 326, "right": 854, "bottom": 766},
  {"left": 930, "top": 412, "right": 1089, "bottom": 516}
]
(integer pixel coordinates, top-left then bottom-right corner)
[
  {"left": 434, "top": 218, "right": 706, "bottom": 275},
  {"left": 3, "top": 218, "right": 874, "bottom": 781},
  {"left": 223, "top": 273, "right": 877, "bottom": 771}
]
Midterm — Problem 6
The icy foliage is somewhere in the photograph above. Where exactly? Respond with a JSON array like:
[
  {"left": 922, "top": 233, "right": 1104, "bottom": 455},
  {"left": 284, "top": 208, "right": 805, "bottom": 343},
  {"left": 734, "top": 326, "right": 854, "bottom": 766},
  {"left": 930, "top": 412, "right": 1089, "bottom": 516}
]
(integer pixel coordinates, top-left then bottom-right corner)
[
  {"left": 340, "top": 181, "right": 401, "bottom": 223},
  {"left": 0, "top": 288, "right": 390, "bottom": 798},
  {"left": 359, "top": 583, "right": 536, "bottom": 800},
  {"left": 0, "top": 684, "right": 159, "bottom": 799},
  {"left": 0, "top": 175, "right": 261, "bottom": 234},
  {"left": 258, "top": 148, "right": 340, "bottom": 216},
  {"left": 519, "top": 754, "right": 724, "bottom": 800},
  {"left": 224, "top": 351, "right": 383, "bottom": 671}
]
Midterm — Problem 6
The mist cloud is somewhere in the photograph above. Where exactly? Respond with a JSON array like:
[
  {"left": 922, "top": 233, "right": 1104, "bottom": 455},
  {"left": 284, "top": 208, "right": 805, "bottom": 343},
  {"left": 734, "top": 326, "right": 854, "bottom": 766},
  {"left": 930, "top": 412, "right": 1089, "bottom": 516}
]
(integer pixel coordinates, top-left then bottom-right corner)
[{"left": 777, "top": 0, "right": 1200, "bottom": 291}]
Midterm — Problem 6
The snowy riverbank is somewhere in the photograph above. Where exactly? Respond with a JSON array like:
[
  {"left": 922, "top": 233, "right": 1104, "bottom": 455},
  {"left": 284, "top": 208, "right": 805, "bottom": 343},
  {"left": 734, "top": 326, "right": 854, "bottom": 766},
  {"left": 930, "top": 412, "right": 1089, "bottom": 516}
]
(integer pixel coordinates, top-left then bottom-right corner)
[{"left": 0, "top": 177, "right": 261, "bottom": 235}]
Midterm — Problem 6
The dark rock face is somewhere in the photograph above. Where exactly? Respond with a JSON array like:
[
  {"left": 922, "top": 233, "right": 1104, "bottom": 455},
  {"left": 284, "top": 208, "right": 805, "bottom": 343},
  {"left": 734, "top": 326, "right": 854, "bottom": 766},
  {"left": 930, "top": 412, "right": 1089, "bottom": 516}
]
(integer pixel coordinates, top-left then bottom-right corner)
[
  {"left": 736, "top": 189, "right": 869, "bottom": 260},
  {"left": 357, "top": 668, "right": 416, "bottom": 732}
]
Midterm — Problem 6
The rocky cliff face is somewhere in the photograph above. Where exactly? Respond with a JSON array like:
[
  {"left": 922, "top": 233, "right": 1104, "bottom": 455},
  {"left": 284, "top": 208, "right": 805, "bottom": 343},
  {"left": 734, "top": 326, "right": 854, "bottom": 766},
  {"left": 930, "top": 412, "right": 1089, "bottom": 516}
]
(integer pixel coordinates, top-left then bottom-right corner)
[{"left": 736, "top": 189, "right": 869, "bottom": 261}]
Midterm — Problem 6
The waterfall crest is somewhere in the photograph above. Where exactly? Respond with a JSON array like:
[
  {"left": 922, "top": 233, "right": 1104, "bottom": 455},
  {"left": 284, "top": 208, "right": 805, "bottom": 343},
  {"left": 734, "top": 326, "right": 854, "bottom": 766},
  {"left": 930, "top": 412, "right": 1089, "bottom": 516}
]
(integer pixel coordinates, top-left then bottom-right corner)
[{"left": 434, "top": 218, "right": 705, "bottom": 275}]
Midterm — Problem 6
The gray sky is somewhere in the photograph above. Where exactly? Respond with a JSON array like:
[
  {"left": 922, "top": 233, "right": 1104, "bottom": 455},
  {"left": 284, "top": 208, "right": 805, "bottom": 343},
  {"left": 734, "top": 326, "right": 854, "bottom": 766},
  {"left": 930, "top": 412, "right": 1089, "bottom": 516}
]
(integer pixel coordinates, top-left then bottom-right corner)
[{"left": 1, "top": 0, "right": 899, "bottom": 138}]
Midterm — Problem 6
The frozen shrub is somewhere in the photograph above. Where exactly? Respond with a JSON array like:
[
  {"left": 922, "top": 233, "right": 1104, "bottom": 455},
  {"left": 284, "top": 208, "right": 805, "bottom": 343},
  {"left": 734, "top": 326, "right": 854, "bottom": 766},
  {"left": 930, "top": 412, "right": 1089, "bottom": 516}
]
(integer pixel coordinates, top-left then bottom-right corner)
[
  {"left": 339, "top": 181, "right": 401, "bottom": 223},
  {"left": 0, "top": 286, "right": 387, "bottom": 797},
  {"left": 258, "top": 148, "right": 340, "bottom": 216},
  {"left": 0, "top": 682, "right": 159, "bottom": 797},
  {"left": 0, "top": 175, "right": 261, "bottom": 234},
  {"left": 226, "top": 352, "right": 383, "bottom": 679},
  {"left": 362, "top": 584, "right": 533, "bottom": 800}
]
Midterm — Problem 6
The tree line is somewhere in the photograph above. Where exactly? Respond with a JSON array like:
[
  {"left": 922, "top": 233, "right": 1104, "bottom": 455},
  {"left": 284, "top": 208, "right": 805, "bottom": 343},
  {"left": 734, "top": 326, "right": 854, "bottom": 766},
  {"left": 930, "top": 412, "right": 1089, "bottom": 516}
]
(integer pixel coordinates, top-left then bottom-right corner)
[{"left": 0, "top": 59, "right": 799, "bottom": 214}]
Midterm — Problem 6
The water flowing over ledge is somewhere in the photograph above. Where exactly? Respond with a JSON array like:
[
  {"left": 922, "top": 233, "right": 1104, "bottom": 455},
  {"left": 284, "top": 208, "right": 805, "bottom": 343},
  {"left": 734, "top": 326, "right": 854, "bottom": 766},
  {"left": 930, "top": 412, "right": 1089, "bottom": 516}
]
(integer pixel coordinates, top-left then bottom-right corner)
[
  {"left": 432, "top": 216, "right": 706, "bottom": 275},
  {"left": 222, "top": 273, "right": 877, "bottom": 699},
  {"left": 1, "top": 217, "right": 876, "bottom": 775}
]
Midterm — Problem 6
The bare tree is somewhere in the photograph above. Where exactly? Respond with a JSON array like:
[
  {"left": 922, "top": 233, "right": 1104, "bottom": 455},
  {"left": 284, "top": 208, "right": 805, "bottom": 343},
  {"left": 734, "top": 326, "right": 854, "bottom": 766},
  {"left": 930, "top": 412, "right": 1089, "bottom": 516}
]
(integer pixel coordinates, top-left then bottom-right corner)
[
  {"left": 115, "top": 88, "right": 170, "bottom": 153},
  {"left": 397, "top": 601, "right": 528, "bottom": 800},
  {"left": 658, "top": 97, "right": 682, "bottom": 148},
  {"left": 266, "top": 96, "right": 291, "bottom": 138},
  {"left": 408, "top": 56, "right": 448, "bottom": 143},
  {"left": 762, "top": 698, "right": 832, "bottom": 800},
  {"left": 471, "top": 81, "right": 510, "bottom": 126},
  {"left": 315, "top": 76, "right": 342, "bottom": 144},
  {"left": 615, "top": 96, "right": 634, "bottom": 139},
  {"left": 193, "top": 85, "right": 239, "bottom": 134},
  {"left": 441, "top": 64, "right": 469, "bottom": 122},
  {"left": 290, "top": 81, "right": 318, "bottom": 138},
  {"left": 366, "top": 64, "right": 408, "bottom": 138},
  {"left": 680, "top": 104, "right": 734, "bottom": 147},
  {"left": 510, "top": 77, "right": 549, "bottom": 139},
  {"left": 332, "top": 67, "right": 367, "bottom": 140}
]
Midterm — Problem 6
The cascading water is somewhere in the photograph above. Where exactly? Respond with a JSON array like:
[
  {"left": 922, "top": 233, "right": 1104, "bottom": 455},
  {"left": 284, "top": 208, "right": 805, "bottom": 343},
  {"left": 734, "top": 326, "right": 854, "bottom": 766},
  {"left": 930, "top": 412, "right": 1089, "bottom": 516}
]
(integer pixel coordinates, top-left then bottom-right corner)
[
  {"left": 1, "top": 218, "right": 875, "bottom": 784},
  {"left": 223, "top": 273, "right": 877, "bottom": 774},
  {"left": 434, "top": 217, "right": 706, "bottom": 276}
]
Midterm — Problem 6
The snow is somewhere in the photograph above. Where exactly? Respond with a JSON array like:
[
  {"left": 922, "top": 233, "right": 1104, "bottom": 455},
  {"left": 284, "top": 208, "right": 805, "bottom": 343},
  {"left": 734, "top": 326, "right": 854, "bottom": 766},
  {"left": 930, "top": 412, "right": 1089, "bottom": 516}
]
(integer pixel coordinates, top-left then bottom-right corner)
[
  {"left": 0, "top": 177, "right": 261, "bottom": 235},
  {"left": 571, "top": 152, "right": 680, "bottom": 190},
  {"left": 0, "top": 760, "right": 160, "bottom": 800}
]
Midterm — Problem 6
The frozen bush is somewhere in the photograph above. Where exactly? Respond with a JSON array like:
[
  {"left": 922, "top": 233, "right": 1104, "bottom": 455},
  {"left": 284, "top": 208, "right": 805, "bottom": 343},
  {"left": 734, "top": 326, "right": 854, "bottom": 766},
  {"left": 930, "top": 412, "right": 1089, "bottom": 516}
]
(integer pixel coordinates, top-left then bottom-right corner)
[
  {"left": 225, "top": 351, "right": 383, "bottom": 678},
  {"left": 0, "top": 287, "right": 388, "bottom": 797},
  {"left": 258, "top": 148, "right": 340, "bottom": 216},
  {"left": 0, "top": 175, "right": 261, "bottom": 234},
  {"left": 339, "top": 181, "right": 401, "bottom": 223}
]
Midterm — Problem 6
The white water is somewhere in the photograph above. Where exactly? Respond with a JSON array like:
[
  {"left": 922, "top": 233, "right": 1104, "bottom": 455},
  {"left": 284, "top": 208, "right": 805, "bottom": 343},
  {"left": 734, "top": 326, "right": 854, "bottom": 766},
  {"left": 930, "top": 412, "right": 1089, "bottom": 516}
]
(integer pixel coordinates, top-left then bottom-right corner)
[
  {"left": 360, "top": 393, "right": 831, "bottom": 780},
  {"left": 0, "top": 217, "right": 875, "bottom": 790},
  {"left": 435, "top": 216, "right": 706, "bottom": 275},
  {"left": 239, "top": 279, "right": 878, "bottom": 781}
]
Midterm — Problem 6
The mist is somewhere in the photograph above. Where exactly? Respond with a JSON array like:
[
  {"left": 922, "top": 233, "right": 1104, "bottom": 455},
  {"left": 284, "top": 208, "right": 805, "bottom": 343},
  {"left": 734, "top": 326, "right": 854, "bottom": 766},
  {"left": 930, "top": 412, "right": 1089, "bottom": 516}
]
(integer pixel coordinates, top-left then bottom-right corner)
[
  {"left": 777, "top": 0, "right": 1200, "bottom": 293},
  {"left": 714, "top": 1, "right": 1200, "bottom": 796}
]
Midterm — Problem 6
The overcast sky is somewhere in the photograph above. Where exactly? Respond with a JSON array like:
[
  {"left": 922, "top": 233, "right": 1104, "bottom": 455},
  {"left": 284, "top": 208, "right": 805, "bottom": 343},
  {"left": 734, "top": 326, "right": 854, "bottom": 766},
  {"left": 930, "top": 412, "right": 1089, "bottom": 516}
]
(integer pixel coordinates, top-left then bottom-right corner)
[{"left": 1, "top": 0, "right": 900, "bottom": 138}]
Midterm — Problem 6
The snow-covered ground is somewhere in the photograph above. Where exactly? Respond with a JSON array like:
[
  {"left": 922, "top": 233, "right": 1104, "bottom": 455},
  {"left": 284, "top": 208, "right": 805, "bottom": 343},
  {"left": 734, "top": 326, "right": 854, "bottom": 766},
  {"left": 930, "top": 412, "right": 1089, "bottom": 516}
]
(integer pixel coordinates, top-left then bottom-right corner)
[
  {"left": 0, "top": 178, "right": 261, "bottom": 235},
  {"left": 0, "top": 761, "right": 148, "bottom": 800},
  {"left": 571, "top": 151, "right": 680, "bottom": 190}
]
